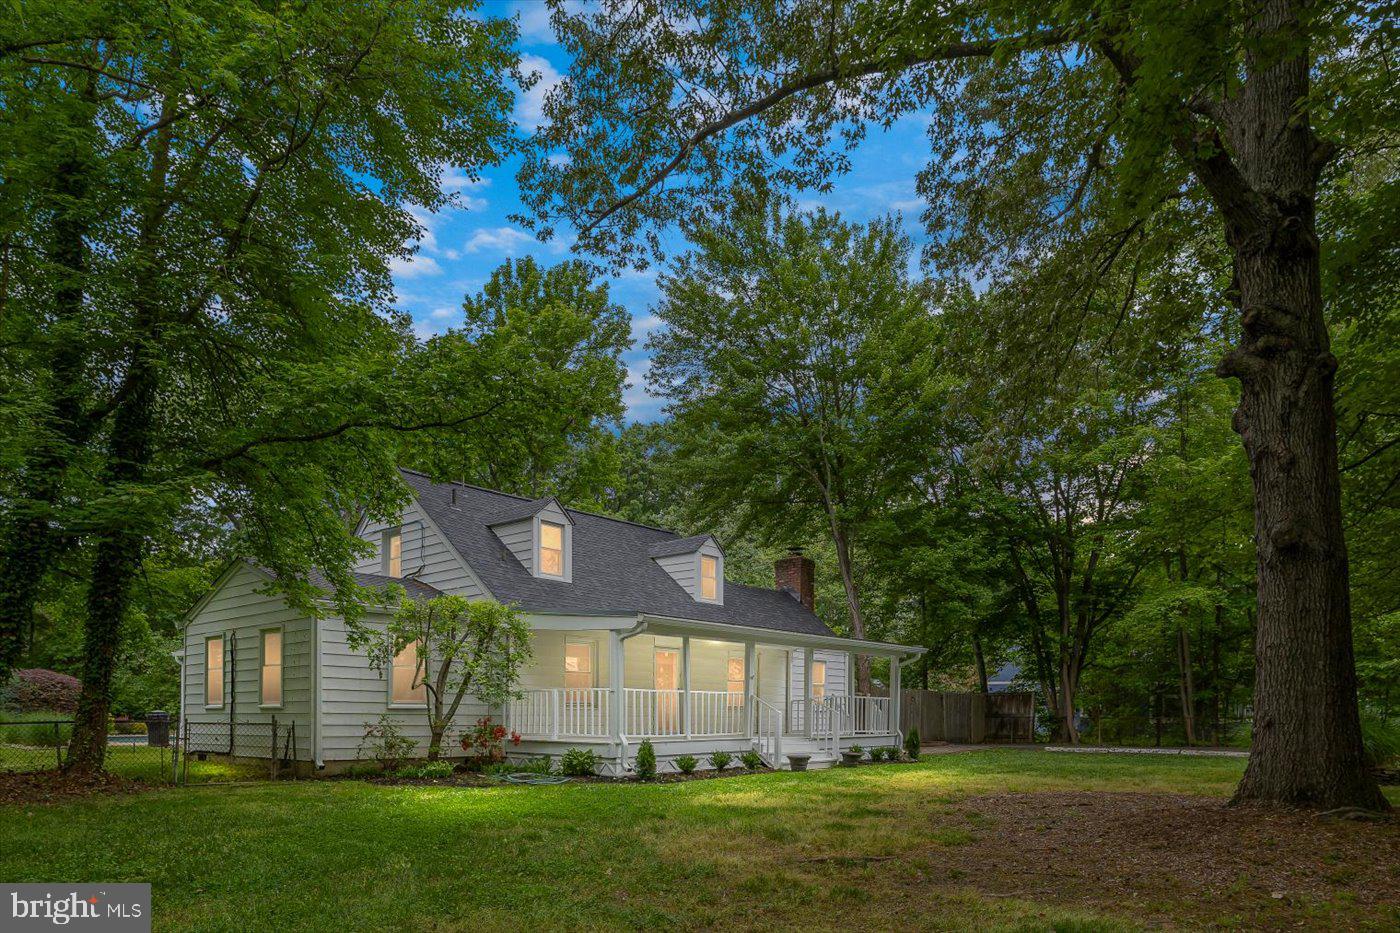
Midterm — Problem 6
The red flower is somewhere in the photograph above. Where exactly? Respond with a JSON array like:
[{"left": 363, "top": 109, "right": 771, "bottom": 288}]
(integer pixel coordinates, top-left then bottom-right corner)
[{"left": 509, "top": 731, "right": 522, "bottom": 746}]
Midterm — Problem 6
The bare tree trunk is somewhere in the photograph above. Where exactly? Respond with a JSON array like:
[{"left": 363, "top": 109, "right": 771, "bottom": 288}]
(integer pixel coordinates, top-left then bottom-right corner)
[
  {"left": 972, "top": 629, "right": 988, "bottom": 693},
  {"left": 829, "top": 522, "right": 871, "bottom": 693},
  {"left": 1177, "top": 626, "right": 1197, "bottom": 746}
]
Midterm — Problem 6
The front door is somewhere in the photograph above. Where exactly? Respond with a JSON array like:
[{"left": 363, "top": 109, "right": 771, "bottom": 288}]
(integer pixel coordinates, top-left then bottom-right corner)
[{"left": 654, "top": 648, "right": 680, "bottom": 734}]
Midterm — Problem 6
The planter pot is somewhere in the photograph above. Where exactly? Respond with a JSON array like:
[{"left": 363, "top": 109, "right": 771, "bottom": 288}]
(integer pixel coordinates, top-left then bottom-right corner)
[
  {"left": 786, "top": 754, "right": 811, "bottom": 772},
  {"left": 840, "top": 750, "right": 863, "bottom": 767}
]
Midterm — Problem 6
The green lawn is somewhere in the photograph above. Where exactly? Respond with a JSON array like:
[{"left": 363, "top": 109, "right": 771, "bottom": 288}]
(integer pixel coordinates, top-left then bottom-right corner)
[{"left": 1, "top": 750, "right": 1394, "bottom": 931}]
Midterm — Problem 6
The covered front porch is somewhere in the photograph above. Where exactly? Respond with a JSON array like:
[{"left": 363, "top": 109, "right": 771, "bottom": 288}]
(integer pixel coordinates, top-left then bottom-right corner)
[{"left": 504, "top": 614, "right": 915, "bottom": 772}]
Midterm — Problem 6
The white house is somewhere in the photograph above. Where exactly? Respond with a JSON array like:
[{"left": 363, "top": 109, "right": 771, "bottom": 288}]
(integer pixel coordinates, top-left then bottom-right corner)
[{"left": 179, "top": 469, "right": 924, "bottom": 774}]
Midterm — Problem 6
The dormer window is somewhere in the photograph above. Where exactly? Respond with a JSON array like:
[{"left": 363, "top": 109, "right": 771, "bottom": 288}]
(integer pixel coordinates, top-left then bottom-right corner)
[
  {"left": 700, "top": 555, "right": 718, "bottom": 600},
  {"left": 539, "top": 522, "right": 564, "bottom": 577},
  {"left": 383, "top": 528, "right": 402, "bottom": 577}
]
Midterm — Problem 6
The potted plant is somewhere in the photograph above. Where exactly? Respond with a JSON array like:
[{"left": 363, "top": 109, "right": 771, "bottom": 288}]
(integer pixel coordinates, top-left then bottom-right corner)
[
  {"left": 786, "top": 753, "right": 811, "bottom": 771},
  {"left": 840, "top": 744, "right": 864, "bottom": 767}
]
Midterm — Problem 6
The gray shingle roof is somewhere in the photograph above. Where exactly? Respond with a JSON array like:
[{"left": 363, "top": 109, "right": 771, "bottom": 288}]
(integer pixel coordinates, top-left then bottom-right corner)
[
  {"left": 307, "top": 568, "right": 443, "bottom": 602},
  {"left": 399, "top": 470, "right": 835, "bottom": 638},
  {"left": 484, "top": 496, "right": 562, "bottom": 526},
  {"left": 647, "top": 534, "right": 719, "bottom": 558}
]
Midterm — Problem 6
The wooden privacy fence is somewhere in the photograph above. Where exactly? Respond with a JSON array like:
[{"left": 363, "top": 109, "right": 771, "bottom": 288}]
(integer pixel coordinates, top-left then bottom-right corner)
[{"left": 899, "top": 690, "right": 1035, "bottom": 744}]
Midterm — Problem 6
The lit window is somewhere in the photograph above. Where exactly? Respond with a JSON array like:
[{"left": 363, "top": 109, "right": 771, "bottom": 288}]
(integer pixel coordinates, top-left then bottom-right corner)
[
  {"left": 391, "top": 640, "right": 426, "bottom": 705},
  {"left": 811, "top": 660, "right": 827, "bottom": 699},
  {"left": 564, "top": 642, "right": 593, "bottom": 689},
  {"left": 727, "top": 656, "right": 745, "bottom": 707},
  {"left": 260, "top": 629, "right": 283, "bottom": 707},
  {"left": 205, "top": 636, "right": 224, "bottom": 707},
  {"left": 539, "top": 522, "right": 564, "bottom": 577},
  {"left": 700, "top": 555, "right": 718, "bottom": 600},
  {"left": 384, "top": 529, "right": 402, "bottom": 577}
]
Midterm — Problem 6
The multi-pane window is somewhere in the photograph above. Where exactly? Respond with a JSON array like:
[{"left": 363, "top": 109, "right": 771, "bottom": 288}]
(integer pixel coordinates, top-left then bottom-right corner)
[
  {"left": 727, "top": 656, "right": 745, "bottom": 706},
  {"left": 391, "top": 639, "right": 426, "bottom": 705},
  {"left": 811, "top": 660, "right": 827, "bottom": 699},
  {"left": 539, "top": 522, "right": 564, "bottom": 577},
  {"left": 205, "top": 636, "right": 224, "bottom": 707},
  {"left": 384, "top": 529, "right": 402, "bottom": 577},
  {"left": 700, "top": 555, "right": 718, "bottom": 600},
  {"left": 564, "top": 642, "right": 594, "bottom": 689},
  {"left": 260, "top": 629, "right": 283, "bottom": 707}
]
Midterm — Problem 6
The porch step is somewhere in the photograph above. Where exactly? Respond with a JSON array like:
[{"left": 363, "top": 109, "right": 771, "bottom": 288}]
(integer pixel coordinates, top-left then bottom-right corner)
[{"left": 770, "top": 741, "right": 839, "bottom": 771}]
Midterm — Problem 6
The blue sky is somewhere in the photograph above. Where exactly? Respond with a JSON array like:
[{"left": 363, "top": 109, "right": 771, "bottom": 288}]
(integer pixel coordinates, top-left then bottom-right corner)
[{"left": 393, "top": 1, "right": 939, "bottom": 422}]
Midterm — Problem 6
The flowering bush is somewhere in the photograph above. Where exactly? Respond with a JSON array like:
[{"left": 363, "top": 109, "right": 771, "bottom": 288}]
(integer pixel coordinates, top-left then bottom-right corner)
[
  {"left": 2, "top": 669, "right": 81, "bottom": 713},
  {"left": 460, "top": 716, "right": 521, "bottom": 762}
]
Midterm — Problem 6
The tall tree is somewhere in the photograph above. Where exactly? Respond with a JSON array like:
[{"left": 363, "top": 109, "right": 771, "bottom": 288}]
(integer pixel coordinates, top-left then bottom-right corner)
[
  {"left": 0, "top": 0, "right": 523, "bottom": 772},
  {"left": 520, "top": 0, "right": 1390, "bottom": 809},
  {"left": 646, "top": 194, "right": 939, "bottom": 690}
]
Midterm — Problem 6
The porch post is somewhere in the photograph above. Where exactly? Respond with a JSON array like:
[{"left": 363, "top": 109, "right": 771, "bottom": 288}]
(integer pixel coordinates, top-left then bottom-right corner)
[
  {"left": 744, "top": 641, "right": 757, "bottom": 738},
  {"left": 889, "top": 653, "right": 902, "bottom": 740},
  {"left": 681, "top": 635, "right": 692, "bottom": 739},
  {"left": 803, "top": 647, "right": 814, "bottom": 738},
  {"left": 608, "top": 630, "right": 624, "bottom": 741}
]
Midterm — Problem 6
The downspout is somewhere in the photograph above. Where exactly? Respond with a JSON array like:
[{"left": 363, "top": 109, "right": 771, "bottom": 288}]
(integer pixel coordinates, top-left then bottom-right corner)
[{"left": 313, "top": 614, "right": 323, "bottom": 768}]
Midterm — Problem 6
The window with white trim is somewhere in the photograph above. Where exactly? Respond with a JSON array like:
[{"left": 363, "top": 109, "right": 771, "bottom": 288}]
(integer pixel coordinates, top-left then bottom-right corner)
[
  {"left": 260, "top": 629, "right": 283, "bottom": 707},
  {"left": 564, "top": 641, "right": 594, "bottom": 689},
  {"left": 205, "top": 636, "right": 224, "bottom": 707},
  {"left": 700, "top": 554, "right": 718, "bottom": 600},
  {"left": 811, "top": 660, "right": 827, "bottom": 699},
  {"left": 390, "top": 639, "right": 426, "bottom": 705},
  {"left": 726, "top": 655, "right": 745, "bottom": 707},
  {"left": 383, "top": 528, "right": 402, "bottom": 577},
  {"left": 539, "top": 521, "right": 564, "bottom": 577}
]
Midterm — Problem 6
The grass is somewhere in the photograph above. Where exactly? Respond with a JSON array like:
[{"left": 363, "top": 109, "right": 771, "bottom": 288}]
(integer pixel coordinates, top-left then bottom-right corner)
[{"left": 0, "top": 750, "right": 1391, "bottom": 931}]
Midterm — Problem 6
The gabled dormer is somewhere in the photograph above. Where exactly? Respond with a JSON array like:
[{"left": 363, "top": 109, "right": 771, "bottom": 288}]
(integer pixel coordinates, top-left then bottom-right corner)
[
  {"left": 489, "top": 497, "right": 573, "bottom": 583},
  {"left": 649, "top": 535, "right": 724, "bottom": 605}
]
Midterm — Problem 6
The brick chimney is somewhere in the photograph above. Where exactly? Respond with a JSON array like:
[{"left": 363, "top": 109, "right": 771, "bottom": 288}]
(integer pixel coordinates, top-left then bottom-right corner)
[{"left": 774, "top": 548, "right": 815, "bottom": 610}]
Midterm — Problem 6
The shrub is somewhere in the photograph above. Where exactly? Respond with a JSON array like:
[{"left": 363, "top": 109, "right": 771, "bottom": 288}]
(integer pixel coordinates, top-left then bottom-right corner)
[
  {"left": 559, "top": 747, "right": 600, "bottom": 776},
  {"left": 867, "top": 746, "right": 885, "bottom": 762},
  {"left": 356, "top": 714, "right": 417, "bottom": 771},
  {"left": 3, "top": 669, "right": 81, "bottom": 713},
  {"left": 904, "top": 729, "right": 921, "bottom": 761},
  {"left": 393, "top": 760, "right": 455, "bottom": 779},
  {"left": 739, "top": 750, "right": 763, "bottom": 770},
  {"left": 707, "top": 750, "right": 732, "bottom": 771},
  {"left": 674, "top": 754, "right": 698, "bottom": 774},
  {"left": 883, "top": 745, "right": 902, "bottom": 761},
  {"left": 1362, "top": 711, "right": 1400, "bottom": 766},
  {"left": 635, "top": 738, "right": 657, "bottom": 780}
]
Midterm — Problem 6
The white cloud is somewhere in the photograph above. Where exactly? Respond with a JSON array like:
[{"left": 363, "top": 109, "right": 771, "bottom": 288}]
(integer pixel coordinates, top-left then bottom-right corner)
[
  {"left": 390, "top": 254, "right": 442, "bottom": 279},
  {"left": 513, "top": 0, "right": 554, "bottom": 43},
  {"left": 546, "top": 152, "right": 572, "bottom": 168},
  {"left": 429, "top": 306, "right": 459, "bottom": 321},
  {"left": 440, "top": 166, "right": 490, "bottom": 192},
  {"left": 623, "top": 360, "right": 654, "bottom": 414},
  {"left": 464, "top": 225, "right": 535, "bottom": 255},
  {"left": 629, "top": 313, "right": 663, "bottom": 344},
  {"left": 515, "top": 53, "right": 562, "bottom": 132}
]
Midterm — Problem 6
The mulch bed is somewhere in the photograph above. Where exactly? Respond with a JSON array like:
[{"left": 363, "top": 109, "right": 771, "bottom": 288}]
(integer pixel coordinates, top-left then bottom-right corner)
[
  {"left": 867, "top": 791, "right": 1400, "bottom": 929},
  {"left": 0, "top": 769, "right": 153, "bottom": 806}
]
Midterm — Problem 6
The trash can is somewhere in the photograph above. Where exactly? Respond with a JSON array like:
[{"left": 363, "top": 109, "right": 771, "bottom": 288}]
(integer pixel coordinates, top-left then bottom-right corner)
[{"left": 146, "top": 711, "right": 170, "bottom": 747}]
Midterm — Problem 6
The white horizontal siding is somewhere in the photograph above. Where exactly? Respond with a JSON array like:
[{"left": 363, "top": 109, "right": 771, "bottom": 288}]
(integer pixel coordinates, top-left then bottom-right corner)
[
  {"left": 318, "top": 614, "right": 490, "bottom": 761},
  {"left": 492, "top": 519, "right": 534, "bottom": 573},
  {"left": 181, "top": 564, "right": 315, "bottom": 758},
  {"left": 654, "top": 553, "right": 696, "bottom": 598},
  {"left": 790, "top": 649, "right": 850, "bottom": 699},
  {"left": 357, "top": 500, "right": 487, "bottom": 598}
]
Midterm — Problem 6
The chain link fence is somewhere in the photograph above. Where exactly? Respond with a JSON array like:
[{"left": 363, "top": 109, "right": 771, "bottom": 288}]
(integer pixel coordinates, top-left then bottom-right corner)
[
  {"left": 0, "top": 717, "right": 178, "bottom": 782},
  {"left": 1, "top": 715, "right": 304, "bottom": 784},
  {"left": 179, "top": 718, "right": 304, "bottom": 782}
]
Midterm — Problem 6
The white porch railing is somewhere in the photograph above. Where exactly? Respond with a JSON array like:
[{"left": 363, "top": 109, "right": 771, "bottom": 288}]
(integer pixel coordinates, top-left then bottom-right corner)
[
  {"left": 688, "top": 689, "right": 747, "bottom": 736},
  {"left": 752, "top": 694, "right": 784, "bottom": 768},
  {"left": 624, "top": 688, "right": 683, "bottom": 737},
  {"left": 828, "top": 694, "right": 892, "bottom": 735},
  {"left": 509, "top": 688, "right": 611, "bottom": 739}
]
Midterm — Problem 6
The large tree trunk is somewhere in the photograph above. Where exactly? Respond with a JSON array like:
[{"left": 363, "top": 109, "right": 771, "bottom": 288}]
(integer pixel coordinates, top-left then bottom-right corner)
[
  {"left": 1177, "top": 626, "right": 1197, "bottom": 746},
  {"left": 65, "top": 111, "right": 173, "bottom": 775},
  {"left": 1207, "top": 0, "right": 1385, "bottom": 810},
  {"left": 829, "top": 521, "right": 872, "bottom": 694},
  {"left": 972, "top": 629, "right": 988, "bottom": 693}
]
